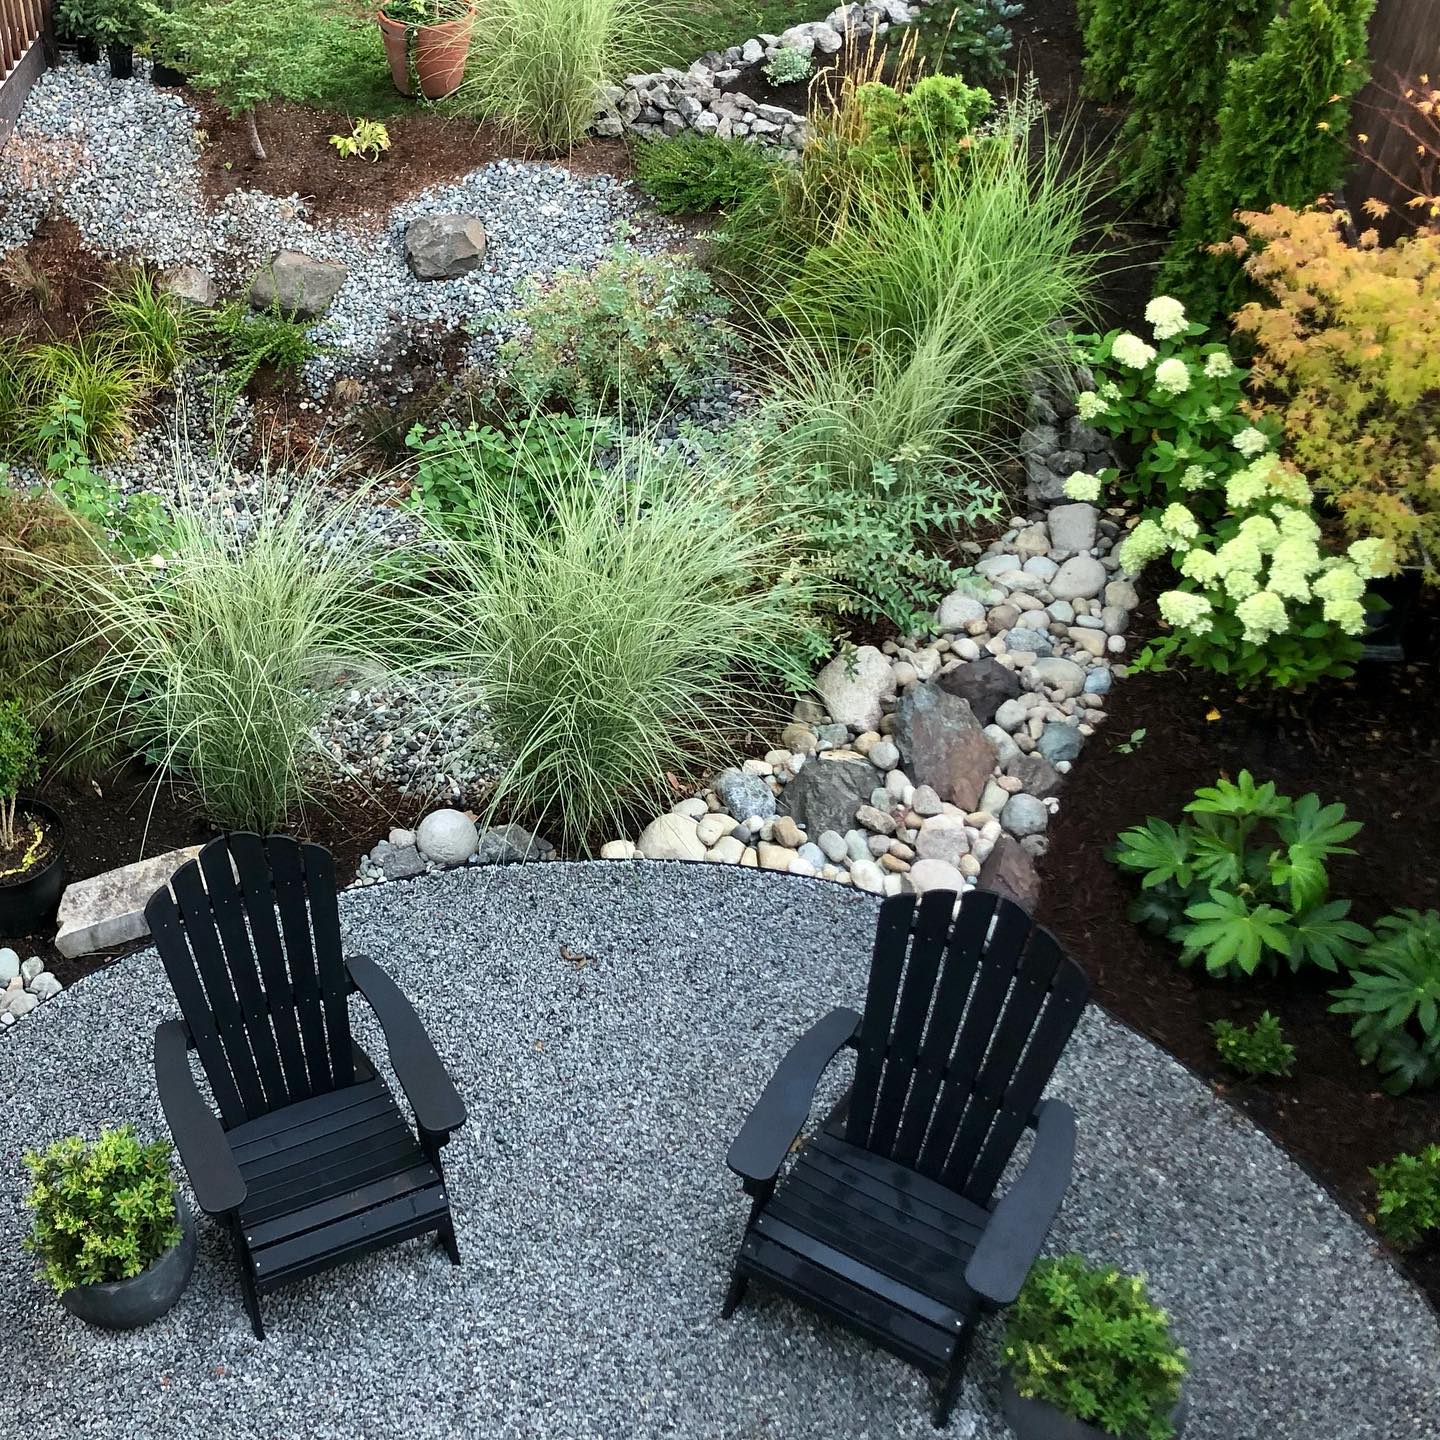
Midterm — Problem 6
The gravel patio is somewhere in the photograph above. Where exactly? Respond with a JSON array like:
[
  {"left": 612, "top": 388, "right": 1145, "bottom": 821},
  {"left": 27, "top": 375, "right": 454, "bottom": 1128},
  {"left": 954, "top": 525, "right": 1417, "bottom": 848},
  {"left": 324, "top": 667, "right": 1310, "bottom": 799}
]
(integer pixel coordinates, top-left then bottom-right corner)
[{"left": 3, "top": 862, "right": 1438, "bottom": 1440}]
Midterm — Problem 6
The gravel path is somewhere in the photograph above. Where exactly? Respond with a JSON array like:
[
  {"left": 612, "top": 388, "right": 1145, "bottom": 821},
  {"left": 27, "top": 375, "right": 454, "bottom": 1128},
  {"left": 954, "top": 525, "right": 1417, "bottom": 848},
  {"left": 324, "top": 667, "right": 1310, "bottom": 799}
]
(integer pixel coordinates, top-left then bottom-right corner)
[{"left": 2, "top": 863, "right": 1436, "bottom": 1439}]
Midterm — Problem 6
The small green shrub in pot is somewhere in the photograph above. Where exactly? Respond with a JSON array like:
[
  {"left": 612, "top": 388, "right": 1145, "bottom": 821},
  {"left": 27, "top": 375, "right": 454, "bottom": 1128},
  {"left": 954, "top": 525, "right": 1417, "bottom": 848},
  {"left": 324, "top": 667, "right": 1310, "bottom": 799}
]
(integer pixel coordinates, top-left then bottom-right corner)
[
  {"left": 1110, "top": 770, "right": 1370, "bottom": 978},
  {"left": 23, "top": 1126, "right": 196, "bottom": 1328},
  {"left": 1331, "top": 910, "right": 1440, "bottom": 1093},
  {"left": 1002, "top": 1254, "right": 1188, "bottom": 1439},
  {"left": 1211, "top": 1011, "right": 1295, "bottom": 1078},
  {"left": 1372, "top": 1145, "right": 1440, "bottom": 1250},
  {"left": 497, "top": 249, "right": 735, "bottom": 417}
]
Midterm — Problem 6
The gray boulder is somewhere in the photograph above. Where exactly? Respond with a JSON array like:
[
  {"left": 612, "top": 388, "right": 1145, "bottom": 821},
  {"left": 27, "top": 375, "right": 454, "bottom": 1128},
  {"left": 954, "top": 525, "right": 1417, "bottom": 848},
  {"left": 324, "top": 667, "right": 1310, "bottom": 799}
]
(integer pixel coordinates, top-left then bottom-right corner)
[
  {"left": 977, "top": 834, "right": 1041, "bottom": 908},
  {"left": 1005, "top": 751, "right": 1064, "bottom": 800},
  {"left": 1037, "top": 722, "right": 1085, "bottom": 765},
  {"left": 937, "top": 656, "right": 1021, "bottom": 727},
  {"left": 159, "top": 264, "right": 216, "bottom": 306},
  {"left": 814, "top": 645, "right": 895, "bottom": 731},
  {"left": 1046, "top": 502, "right": 1099, "bottom": 553},
  {"left": 404, "top": 214, "right": 489, "bottom": 280},
  {"left": 416, "top": 808, "right": 479, "bottom": 867},
  {"left": 893, "top": 681, "right": 996, "bottom": 813},
  {"left": 249, "top": 250, "right": 347, "bottom": 318},
  {"left": 714, "top": 767, "right": 776, "bottom": 823},
  {"left": 474, "top": 823, "right": 553, "bottom": 864},
  {"left": 1001, "top": 793, "right": 1049, "bottom": 839},
  {"left": 778, "top": 758, "right": 873, "bottom": 836},
  {"left": 1049, "top": 554, "right": 1108, "bottom": 601},
  {"left": 380, "top": 845, "right": 428, "bottom": 881}
]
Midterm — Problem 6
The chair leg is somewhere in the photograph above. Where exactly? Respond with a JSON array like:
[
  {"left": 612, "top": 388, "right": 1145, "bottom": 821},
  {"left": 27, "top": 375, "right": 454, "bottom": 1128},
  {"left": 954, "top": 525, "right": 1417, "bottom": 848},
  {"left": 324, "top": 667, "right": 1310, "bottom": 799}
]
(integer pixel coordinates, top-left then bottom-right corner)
[
  {"left": 720, "top": 1254, "right": 750, "bottom": 1318},
  {"left": 228, "top": 1218, "right": 265, "bottom": 1340},
  {"left": 437, "top": 1212, "right": 461, "bottom": 1267},
  {"left": 933, "top": 1321, "right": 975, "bottom": 1429}
]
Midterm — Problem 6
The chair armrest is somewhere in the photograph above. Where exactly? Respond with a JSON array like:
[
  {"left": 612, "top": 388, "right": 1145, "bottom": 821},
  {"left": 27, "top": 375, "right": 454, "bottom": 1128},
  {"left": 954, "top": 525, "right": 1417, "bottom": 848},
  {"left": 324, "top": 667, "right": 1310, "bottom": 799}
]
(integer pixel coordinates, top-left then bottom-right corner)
[
  {"left": 347, "top": 953, "right": 467, "bottom": 1138},
  {"left": 964, "top": 1098, "right": 1077, "bottom": 1307},
  {"left": 153, "top": 1020, "right": 247, "bottom": 1216},
  {"left": 727, "top": 1006, "right": 861, "bottom": 1189}
]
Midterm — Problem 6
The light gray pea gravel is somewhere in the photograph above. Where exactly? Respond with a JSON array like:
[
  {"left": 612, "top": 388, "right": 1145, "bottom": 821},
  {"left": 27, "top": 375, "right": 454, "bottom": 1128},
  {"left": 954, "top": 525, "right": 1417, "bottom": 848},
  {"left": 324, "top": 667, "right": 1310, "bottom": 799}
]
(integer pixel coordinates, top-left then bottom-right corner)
[{"left": 2, "top": 863, "right": 1437, "bottom": 1440}]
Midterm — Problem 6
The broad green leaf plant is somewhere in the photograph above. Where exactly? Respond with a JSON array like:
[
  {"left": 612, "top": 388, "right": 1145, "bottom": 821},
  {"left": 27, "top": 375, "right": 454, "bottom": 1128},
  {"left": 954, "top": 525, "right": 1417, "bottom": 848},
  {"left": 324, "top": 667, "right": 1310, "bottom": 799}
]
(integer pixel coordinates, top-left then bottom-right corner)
[{"left": 1111, "top": 770, "right": 1370, "bottom": 978}]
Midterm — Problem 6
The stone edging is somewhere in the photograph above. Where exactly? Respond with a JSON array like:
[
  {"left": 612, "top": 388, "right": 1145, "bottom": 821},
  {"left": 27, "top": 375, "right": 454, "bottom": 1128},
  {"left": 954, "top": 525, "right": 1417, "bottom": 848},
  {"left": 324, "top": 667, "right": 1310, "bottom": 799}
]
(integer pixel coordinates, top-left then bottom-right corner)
[{"left": 592, "top": 1, "right": 932, "bottom": 147}]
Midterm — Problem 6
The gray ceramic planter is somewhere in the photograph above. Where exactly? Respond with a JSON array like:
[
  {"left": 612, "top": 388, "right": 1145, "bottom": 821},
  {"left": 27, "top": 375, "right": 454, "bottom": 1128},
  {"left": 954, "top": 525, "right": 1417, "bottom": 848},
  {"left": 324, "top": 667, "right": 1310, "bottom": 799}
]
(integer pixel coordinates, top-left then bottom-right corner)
[
  {"left": 1001, "top": 1373, "right": 1188, "bottom": 1439},
  {"left": 58, "top": 1193, "right": 196, "bottom": 1330}
]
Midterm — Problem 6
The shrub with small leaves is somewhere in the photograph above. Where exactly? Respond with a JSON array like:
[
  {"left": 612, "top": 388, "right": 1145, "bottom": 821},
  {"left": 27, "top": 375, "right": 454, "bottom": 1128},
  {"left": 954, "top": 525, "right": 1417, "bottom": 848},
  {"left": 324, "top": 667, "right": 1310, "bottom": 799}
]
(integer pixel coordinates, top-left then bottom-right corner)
[
  {"left": 0, "top": 698, "right": 39, "bottom": 851},
  {"left": 1331, "top": 910, "right": 1440, "bottom": 1094},
  {"left": 1003, "top": 1254, "right": 1188, "bottom": 1440},
  {"left": 632, "top": 133, "right": 777, "bottom": 215},
  {"left": 23, "top": 1127, "right": 183, "bottom": 1294},
  {"left": 498, "top": 249, "right": 735, "bottom": 417},
  {"left": 1372, "top": 1145, "right": 1440, "bottom": 1250},
  {"left": 1211, "top": 1011, "right": 1295, "bottom": 1077},
  {"left": 764, "top": 44, "right": 812, "bottom": 86}
]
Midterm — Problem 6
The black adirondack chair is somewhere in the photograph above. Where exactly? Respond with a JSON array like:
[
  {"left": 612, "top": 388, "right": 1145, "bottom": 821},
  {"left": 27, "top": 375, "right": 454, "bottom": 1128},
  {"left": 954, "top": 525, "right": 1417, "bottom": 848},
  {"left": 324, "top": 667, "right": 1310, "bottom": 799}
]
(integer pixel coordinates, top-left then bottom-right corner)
[
  {"left": 146, "top": 832, "right": 466, "bottom": 1339},
  {"left": 722, "top": 888, "right": 1089, "bottom": 1427}
]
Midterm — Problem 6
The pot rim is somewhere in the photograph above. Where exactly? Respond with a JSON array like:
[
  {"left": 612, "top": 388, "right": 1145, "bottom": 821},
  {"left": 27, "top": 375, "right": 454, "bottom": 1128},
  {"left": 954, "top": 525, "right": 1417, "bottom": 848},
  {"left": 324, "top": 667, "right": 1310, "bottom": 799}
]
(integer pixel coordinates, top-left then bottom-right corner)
[
  {"left": 0, "top": 796, "right": 65, "bottom": 893},
  {"left": 377, "top": 3, "right": 476, "bottom": 31}
]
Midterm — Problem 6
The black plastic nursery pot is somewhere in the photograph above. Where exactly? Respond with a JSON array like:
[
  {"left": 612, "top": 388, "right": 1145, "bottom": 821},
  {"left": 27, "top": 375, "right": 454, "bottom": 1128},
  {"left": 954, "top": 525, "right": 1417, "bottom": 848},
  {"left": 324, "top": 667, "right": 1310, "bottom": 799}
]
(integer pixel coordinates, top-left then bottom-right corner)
[
  {"left": 107, "top": 43, "right": 134, "bottom": 79},
  {"left": 1361, "top": 566, "right": 1427, "bottom": 664},
  {"left": 75, "top": 37, "right": 101, "bottom": 62},
  {"left": 0, "top": 798, "right": 66, "bottom": 938},
  {"left": 151, "top": 61, "right": 187, "bottom": 87},
  {"left": 1001, "top": 1374, "right": 1188, "bottom": 1440},
  {"left": 58, "top": 1193, "right": 197, "bottom": 1330}
]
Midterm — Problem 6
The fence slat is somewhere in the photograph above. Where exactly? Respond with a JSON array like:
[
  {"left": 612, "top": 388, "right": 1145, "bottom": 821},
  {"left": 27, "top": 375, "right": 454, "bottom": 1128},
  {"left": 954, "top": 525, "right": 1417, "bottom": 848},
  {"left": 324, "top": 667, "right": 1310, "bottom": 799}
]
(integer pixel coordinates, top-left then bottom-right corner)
[{"left": 0, "top": 0, "right": 49, "bottom": 143}]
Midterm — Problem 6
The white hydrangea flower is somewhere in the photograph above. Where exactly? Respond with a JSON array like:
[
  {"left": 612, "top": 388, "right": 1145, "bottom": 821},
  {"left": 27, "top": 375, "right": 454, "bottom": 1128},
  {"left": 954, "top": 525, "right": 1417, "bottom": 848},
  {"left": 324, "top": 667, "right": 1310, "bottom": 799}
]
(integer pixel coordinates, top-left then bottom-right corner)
[
  {"left": 1347, "top": 537, "right": 1392, "bottom": 579},
  {"left": 1204, "top": 351, "right": 1234, "bottom": 379},
  {"left": 1075, "top": 391, "right": 1108, "bottom": 421},
  {"left": 1153, "top": 357, "right": 1190, "bottom": 395},
  {"left": 1111, "top": 332, "right": 1158, "bottom": 370},
  {"left": 1206, "top": 405, "right": 1224, "bottom": 422},
  {"left": 1100, "top": 380, "right": 1122, "bottom": 402},
  {"left": 1181, "top": 464, "right": 1214, "bottom": 491},
  {"left": 1233, "top": 426, "right": 1269, "bottom": 457},
  {"left": 1158, "top": 589, "right": 1214, "bottom": 633},
  {"left": 1063, "top": 471, "right": 1102, "bottom": 503},
  {"left": 1144, "top": 295, "right": 1188, "bottom": 340},
  {"left": 1161, "top": 503, "right": 1199, "bottom": 541},
  {"left": 1236, "top": 590, "right": 1290, "bottom": 646}
]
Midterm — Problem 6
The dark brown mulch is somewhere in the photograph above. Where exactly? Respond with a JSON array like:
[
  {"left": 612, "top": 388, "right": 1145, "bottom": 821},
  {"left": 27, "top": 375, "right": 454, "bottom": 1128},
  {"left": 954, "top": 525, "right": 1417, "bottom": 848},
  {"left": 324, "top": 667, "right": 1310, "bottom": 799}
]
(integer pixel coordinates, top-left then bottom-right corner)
[
  {"left": 1036, "top": 603, "right": 1440, "bottom": 1307},
  {"left": 0, "top": 214, "right": 114, "bottom": 341},
  {"left": 5, "top": 764, "right": 426, "bottom": 990},
  {"left": 192, "top": 96, "right": 636, "bottom": 227}
]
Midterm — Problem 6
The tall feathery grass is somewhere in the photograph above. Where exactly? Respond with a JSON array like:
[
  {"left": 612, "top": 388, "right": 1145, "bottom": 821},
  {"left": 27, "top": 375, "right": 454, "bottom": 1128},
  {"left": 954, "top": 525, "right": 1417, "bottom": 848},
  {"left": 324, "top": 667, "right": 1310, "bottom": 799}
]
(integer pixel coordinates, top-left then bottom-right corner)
[
  {"left": 39, "top": 466, "right": 423, "bottom": 833},
  {"left": 458, "top": 0, "right": 664, "bottom": 152},
  {"left": 426, "top": 426, "right": 823, "bottom": 849}
]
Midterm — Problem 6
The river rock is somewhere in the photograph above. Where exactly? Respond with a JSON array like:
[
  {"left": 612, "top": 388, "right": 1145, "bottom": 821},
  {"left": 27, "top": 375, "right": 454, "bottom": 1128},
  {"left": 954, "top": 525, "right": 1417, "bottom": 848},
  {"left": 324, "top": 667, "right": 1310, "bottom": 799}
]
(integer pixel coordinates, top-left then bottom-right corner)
[
  {"left": 417, "top": 808, "right": 480, "bottom": 867},
  {"left": 714, "top": 767, "right": 777, "bottom": 823},
  {"left": 893, "top": 681, "right": 996, "bottom": 812},
  {"left": 1046, "top": 502, "right": 1098, "bottom": 553},
  {"left": 637, "top": 813, "right": 706, "bottom": 860},
  {"left": 1049, "top": 555, "right": 1107, "bottom": 601},
  {"left": 1001, "top": 793, "right": 1049, "bottom": 838},
  {"left": 814, "top": 645, "right": 895, "bottom": 730},
  {"left": 1027, "top": 657, "right": 1086, "bottom": 699},
  {"left": 909, "top": 858, "right": 966, "bottom": 896},
  {"left": 778, "top": 757, "right": 872, "bottom": 835},
  {"left": 937, "top": 655, "right": 1023, "bottom": 727}
]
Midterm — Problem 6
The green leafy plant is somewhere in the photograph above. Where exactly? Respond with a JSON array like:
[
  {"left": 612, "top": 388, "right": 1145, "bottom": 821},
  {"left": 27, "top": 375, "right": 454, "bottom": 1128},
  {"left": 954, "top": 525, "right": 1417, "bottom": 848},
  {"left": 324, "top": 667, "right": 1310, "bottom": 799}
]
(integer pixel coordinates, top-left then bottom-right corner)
[
  {"left": 45, "top": 467, "right": 421, "bottom": 833},
  {"left": 912, "top": 0, "right": 1022, "bottom": 86},
  {"left": 426, "top": 426, "right": 824, "bottom": 849},
  {"left": 19, "top": 335, "right": 147, "bottom": 461},
  {"left": 1003, "top": 1254, "right": 1188, "bottom": 1440},
  {"left": 1372, "top": 1145, "right": 1440, "bottom": 1250},
  {"left": 23, "top": 1127, "right": 183, "bottom": 1294},
  {"left": 53, "top": 0, "right": 104, "bottom": 40},
  {"left": 458, "top": 0, "right": 665, "bottom": 153},
  {"left": 0, "top": 698, "right": 39, "bottom": 853},
  {"left": 100, "top": 267, "right": 196, "bottom": 383},
  {"left": 1211, "top": 1011, "right": 1296, "bottom": 1078},
  {"left": 498, "top": 249, "right": 735, "bottom": 416},
  {"left": 763, "top": 43, "right": 811, "bottom": 85},
  {"left": 89, "top": 0, "right": 147, "bottom": 44},
  {"left": 1111, "top": 771, "right": 1370, "bottom": 977},
  {"left": 847, "top": 72, "right": 995, "bottom": 180},
  {"left": 329, "top": 118, "right": 391, "bottom": 161},
  {"left": 1117, "top": 727, "right": 1147, "bottom": 754},
  {"left": 1331, "top": 910, "right": 1440, "bottom": 1094},
  {"left": 632, "top": 133, "right": 777, "bottom": 215},
  {"left": 200, "top": 299, "right": 321, "bottom": 413}
]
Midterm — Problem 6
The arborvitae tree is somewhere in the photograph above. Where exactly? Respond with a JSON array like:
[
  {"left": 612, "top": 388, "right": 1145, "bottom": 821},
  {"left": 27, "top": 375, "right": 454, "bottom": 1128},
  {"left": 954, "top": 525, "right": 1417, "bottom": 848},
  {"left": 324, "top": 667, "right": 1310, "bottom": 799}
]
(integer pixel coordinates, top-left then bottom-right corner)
[{"left": 1161, "top": 0, "right": 1376, "bottom": 316}]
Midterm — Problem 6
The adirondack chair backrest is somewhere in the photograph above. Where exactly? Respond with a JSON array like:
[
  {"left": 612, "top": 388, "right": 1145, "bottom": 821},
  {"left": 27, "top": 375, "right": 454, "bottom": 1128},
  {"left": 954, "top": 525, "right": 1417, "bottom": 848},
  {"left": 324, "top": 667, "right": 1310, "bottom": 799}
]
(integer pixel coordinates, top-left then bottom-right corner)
[
  {"left": 845, "top": 888, "right": 1088, "bottom": 1207},
  {"left": 145, "top": 832, "right": 355, "bottom": 1129}
]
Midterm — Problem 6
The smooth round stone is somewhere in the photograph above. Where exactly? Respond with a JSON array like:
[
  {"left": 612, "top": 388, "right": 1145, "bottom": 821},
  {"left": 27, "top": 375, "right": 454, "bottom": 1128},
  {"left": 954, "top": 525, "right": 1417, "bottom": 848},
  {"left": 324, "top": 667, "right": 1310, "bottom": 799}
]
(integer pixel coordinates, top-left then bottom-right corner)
[
  {"left": 849, "top": 858, "right": 886, "bottom": 894},
  {"left": 1006, "top": 627, "right": 1053, "bottom": 657},
  {"left": 909, "top": 857, "right": 966, "bottom": 895},
  {"left": 1001, "top": 793, "right": 1049, "bottom": 838},
  {"left": 600, "top": 840, "right": 637, "bottom": 860},
  {"left": 1083, "top": 668, "right": 1113, "bottom": 695},
  {"left": 936, "top": 590, "right": 986, "bottom": 631},
  {"left": 416, "top": 809, "right": 480, "bottom": 868},
  {"left": 869, "top": 739, "right": 901, "bottom": 771},
  {"left": 705, "top": 836, "right": 747, "bottom": 864},
  {"left": 0, "top": 949, "right": 18, "bottom": 985},
  {"left": 1037, "top": 722, "right": 1085, "bottom": 765},
  {"left": 817, "top": 830, "right": 849, "bottom": 863},
  {"left": 672, "top": 797, "right": 710, "bottom": 819},
  {"left": 798, "top": 842, "right": 828, "bottom": 870},
  {"left": 1023, "top": 555, "right": 1058, "bottom": 582},
  {"left": 637, "top": 813, "right": 705, "bottom": 861},
  {"left": 1027, "top": 657, "right": 1087, "bottom": 699},
  {"left": 953, "top": 637, "right": 982, "bottom": 661},
  {"left": 1049, "top": 554, "right": 1107, "bottom": 601}
]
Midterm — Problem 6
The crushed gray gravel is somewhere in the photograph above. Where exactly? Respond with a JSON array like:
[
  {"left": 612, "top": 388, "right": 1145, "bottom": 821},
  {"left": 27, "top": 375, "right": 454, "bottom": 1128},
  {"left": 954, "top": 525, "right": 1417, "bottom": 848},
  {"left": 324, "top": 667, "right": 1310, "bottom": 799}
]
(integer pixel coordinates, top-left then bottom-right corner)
[{"left": 2, "top": 862, "right": 1436, "bottom": 1439}]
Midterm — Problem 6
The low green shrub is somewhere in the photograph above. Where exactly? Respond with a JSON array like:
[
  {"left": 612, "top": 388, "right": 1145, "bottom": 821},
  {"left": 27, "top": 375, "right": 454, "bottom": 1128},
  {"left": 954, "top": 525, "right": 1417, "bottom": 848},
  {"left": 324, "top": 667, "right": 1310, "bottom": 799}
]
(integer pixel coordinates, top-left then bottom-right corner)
[
  {"left": 427, "top": 428, "right": 823, "bottom": 849},
  {"left": 498, "top": 249, "right": 735, "bottom": 416},
  {"left": 200, "top": 299, "right": 321, "bottom": 413},
  {"left": 0, "top": 699, "right": 39, "bottom": 855},
  {"left": 23, "top": 1127, "right": 183, "bottom": 1294},
  {"left": 1003, "top": 1254, "right": 1188, "bottom": 1440},
  {"left": 46, "top": 469, "right": 420, "bottom": 833},
  {"left": 912, "top": 0, "right": 1023, "bottom": 85},
  {"left": 763, "top": 43, "right": 811, "bottom": 85},
  {"left": 1211, "top": 1011, "right": 1296, "bottom": 1078},
  {"left": 1111, "top": 770, "right": 1370, "bottom": 978},
  {"left": 632, "top": 133, "right": 777, "bottom": 215},
  {"left": 1331, "top": 910, "right": 1440, "bottom": 1094},
  {"left": 1373, "top": 1145, "right": 1440, "bottom": 1250}
]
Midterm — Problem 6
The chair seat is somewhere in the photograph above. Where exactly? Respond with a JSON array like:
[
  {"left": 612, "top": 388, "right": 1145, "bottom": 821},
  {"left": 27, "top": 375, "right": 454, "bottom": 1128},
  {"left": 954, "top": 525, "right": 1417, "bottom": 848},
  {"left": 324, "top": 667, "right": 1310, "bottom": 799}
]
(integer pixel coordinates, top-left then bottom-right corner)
[
  {"left": 740, "top": 1132, "right": 989, "bottom": 1372},
  {"left": 228, "top": 1076, "right": 448, "bottom": 1291}
]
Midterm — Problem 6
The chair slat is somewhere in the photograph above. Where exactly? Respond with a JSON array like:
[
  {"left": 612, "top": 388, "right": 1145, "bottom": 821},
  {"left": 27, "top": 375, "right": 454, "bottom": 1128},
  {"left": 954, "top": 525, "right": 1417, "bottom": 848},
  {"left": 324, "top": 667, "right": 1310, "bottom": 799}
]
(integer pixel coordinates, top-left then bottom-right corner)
[
  {"left": 146, "top": 888, "right": 248, "bottom": 1127},
  {"left": 198, "top": 841, "right": 289, "bottom": 1112},
  {"left": 267, "top": 836, "right": 334, "bottom": 1096},
  {"left": 171, "top": 863, "right": 269, "bottom": 1119},
  {"left": 229, "top": 832, "right": 312, "bottom": 1101},
  {"left": 845, "top": 894, "right": 915, "bottom": 1150},
  {"left": 302, "top": 843, "right": 354, "bottom": 1089},
  {"left": 890, "top": 891, "right": 997, "bottom": 1169}
]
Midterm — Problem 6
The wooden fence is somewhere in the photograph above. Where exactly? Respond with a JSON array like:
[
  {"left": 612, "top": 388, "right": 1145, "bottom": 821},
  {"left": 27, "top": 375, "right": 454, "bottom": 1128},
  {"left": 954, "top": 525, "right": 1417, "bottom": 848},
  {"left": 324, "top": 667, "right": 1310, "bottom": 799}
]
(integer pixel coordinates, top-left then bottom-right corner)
[
  {"left": 0, "top": 0, "right": 51, "bottom": 146},
  {"left": 1347, "top": 0, "right": 1440, "bottom": 234}
]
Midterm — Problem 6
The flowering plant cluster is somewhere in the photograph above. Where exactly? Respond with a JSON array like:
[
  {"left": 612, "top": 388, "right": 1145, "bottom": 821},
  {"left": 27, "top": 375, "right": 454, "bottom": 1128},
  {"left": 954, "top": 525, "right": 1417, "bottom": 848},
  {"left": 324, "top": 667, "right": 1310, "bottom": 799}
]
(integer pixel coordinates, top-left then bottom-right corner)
[
  {"left": 1068, "top": 296, "right": 1278, "bottom": 519},
  {"left": 1105, "top": 455, "right": 1391, "bottom": 689}
]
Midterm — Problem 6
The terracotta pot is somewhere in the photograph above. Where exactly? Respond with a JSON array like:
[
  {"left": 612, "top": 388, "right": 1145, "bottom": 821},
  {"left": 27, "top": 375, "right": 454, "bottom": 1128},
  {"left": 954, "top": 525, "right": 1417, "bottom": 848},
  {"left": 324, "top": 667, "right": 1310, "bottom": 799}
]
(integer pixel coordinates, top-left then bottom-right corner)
[{"left": 378, "top": 7, "right": 474, "bottom": 101}]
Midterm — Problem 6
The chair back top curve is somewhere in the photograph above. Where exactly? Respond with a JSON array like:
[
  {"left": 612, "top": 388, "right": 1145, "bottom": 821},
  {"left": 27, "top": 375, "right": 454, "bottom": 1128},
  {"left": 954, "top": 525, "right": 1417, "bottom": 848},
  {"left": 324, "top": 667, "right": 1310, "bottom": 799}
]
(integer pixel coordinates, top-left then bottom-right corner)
[
  {"left": 844, "top": 887, "right": 1088, "bottom": 1207},
  {"left": 145, "top": 832, "right": 355, "bottom": 1129}
]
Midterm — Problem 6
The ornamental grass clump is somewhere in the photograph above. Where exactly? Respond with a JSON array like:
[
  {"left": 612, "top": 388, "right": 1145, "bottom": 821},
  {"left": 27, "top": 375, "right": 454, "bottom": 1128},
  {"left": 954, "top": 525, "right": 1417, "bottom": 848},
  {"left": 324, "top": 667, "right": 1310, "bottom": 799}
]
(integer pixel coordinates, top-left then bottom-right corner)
[
  {"left": 23, "top": 1127, "right": 182, "bottom": 1293},
  {"left": 45, "top": 464, "right": 422, "bottom": 833},
  {"left": 426, "top": 427, "right": 824, "bottom": 850},
  {"left": 1003, "top": 1254, "right": 1188, "bottom": 1440}
]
